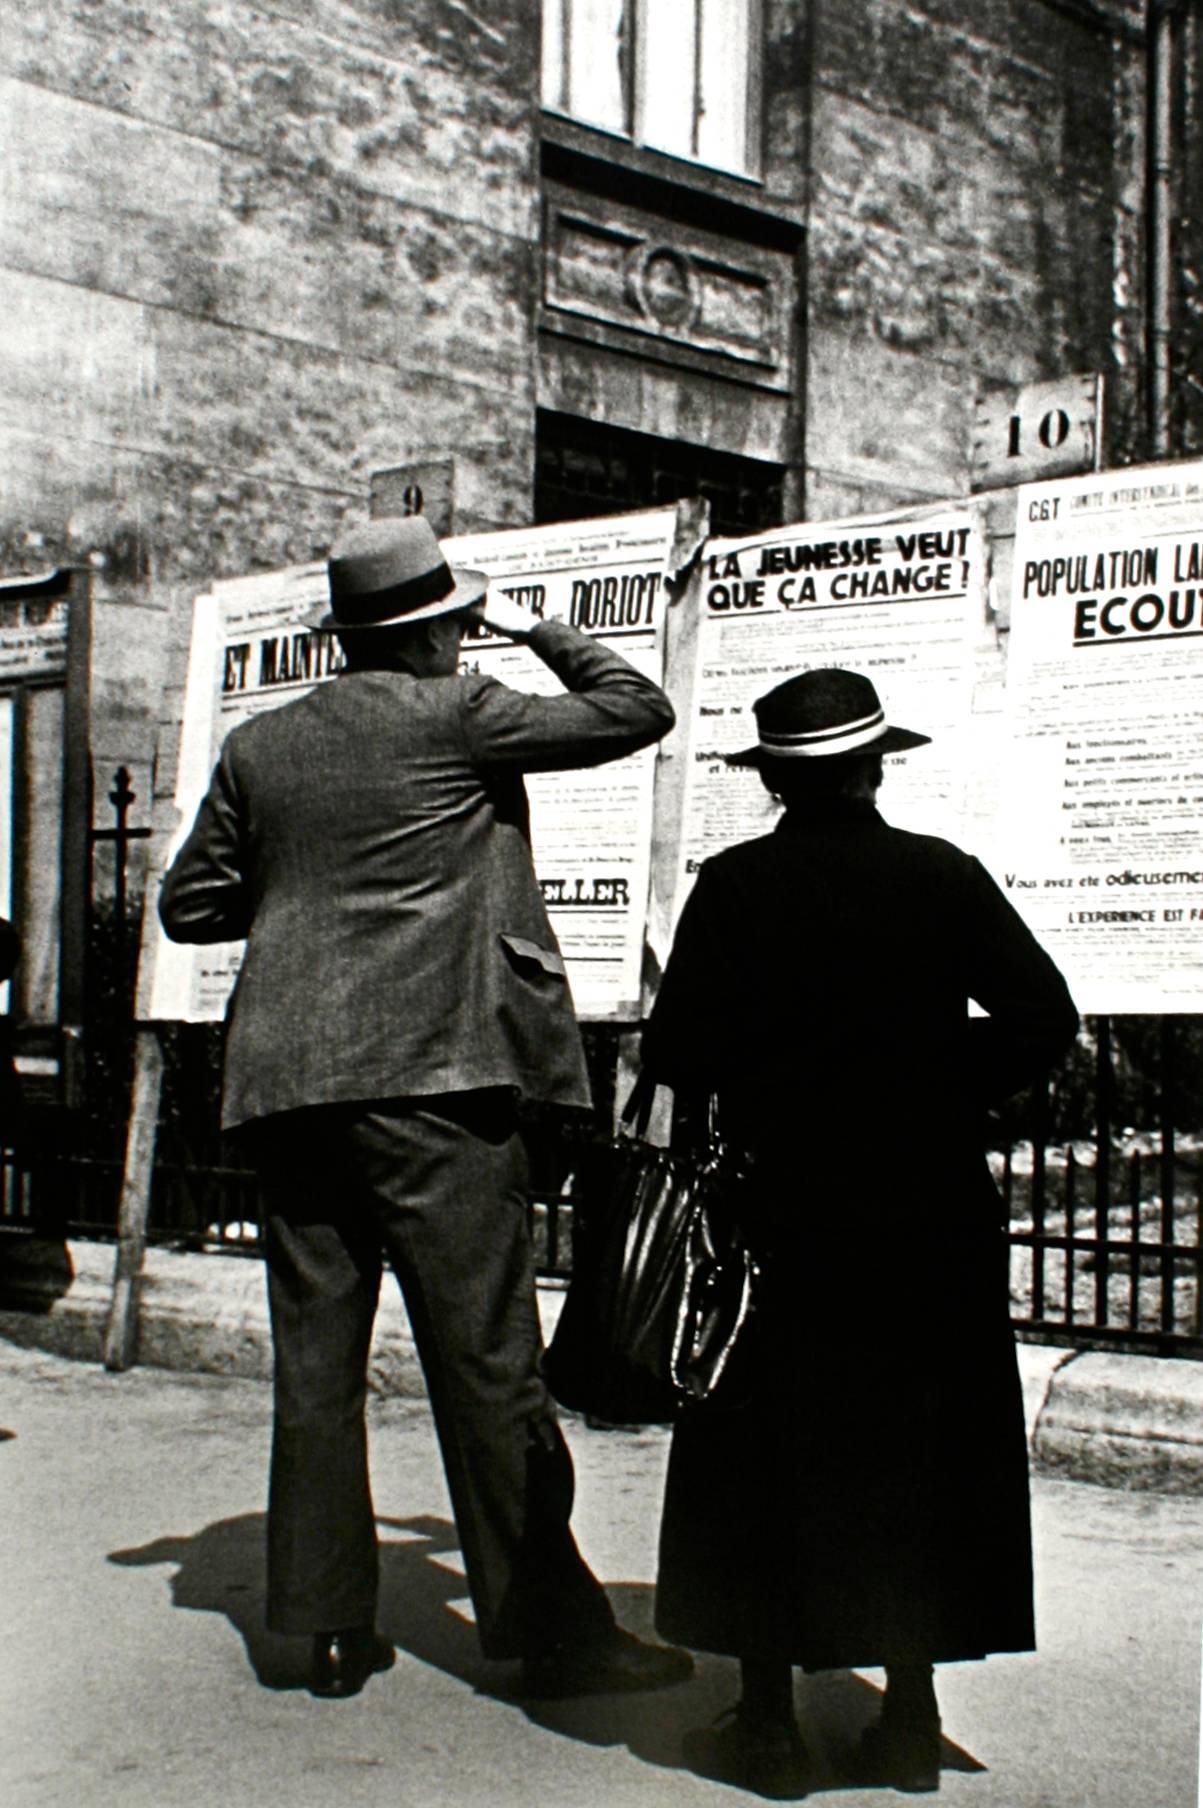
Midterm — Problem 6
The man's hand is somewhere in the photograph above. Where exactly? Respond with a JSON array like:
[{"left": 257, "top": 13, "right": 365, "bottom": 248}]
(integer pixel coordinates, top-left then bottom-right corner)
[{"left": 477, "top": 591, "right": 543, "bottom": 641}]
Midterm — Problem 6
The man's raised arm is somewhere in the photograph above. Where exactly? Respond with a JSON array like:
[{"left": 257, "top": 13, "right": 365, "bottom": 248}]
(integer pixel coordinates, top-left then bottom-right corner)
[{"left": 459, "top": 593, "right": 675, "bottom": 773}]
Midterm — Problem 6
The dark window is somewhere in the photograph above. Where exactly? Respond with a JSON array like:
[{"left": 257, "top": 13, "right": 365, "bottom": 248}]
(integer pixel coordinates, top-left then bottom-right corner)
[{"left": 535, "top": 411, "right": 784, "bottom": 538}]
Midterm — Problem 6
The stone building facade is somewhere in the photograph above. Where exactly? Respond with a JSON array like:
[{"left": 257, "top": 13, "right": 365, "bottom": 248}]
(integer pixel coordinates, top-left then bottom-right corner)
[{"left": 0, "top": 0, "right": 1189, "bottom": 1060}]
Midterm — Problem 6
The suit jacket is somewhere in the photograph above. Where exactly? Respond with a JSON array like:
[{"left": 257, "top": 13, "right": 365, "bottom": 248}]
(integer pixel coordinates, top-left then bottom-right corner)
[{"left": 160, "top": 619, "right": 674, "bottom": 1128}]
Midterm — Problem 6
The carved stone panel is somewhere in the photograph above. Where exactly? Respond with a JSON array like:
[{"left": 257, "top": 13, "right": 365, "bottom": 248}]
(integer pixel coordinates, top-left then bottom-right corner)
[{"left": 541, "top": 182, "right": 794, "bottom": 393}]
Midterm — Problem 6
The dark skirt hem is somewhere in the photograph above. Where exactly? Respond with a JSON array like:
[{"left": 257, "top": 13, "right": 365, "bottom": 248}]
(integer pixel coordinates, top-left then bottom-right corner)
[{"left": 652, "top": 1612, "right": 1037, "bottom": 1671}]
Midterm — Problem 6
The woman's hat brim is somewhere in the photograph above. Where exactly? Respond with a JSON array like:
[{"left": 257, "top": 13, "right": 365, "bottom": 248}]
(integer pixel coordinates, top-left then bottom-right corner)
[
  {"left": 724, "top": 723, "right": 932, "bottom": 767},
  {"left": 305, "top": 565, "right": 488, "bottom": 632}
]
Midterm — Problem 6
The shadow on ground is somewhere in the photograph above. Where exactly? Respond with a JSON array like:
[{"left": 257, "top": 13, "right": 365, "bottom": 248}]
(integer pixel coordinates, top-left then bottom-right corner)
[{"left": 109, "top": 1511, "right": 985, "bottom": 1798}]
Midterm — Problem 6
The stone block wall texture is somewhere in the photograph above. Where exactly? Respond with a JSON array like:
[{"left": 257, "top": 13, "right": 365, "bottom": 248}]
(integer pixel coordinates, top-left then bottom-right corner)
[
  {"left": 805, "top": 0, "right": 1150, "bottom": 517},
  {"left": 1172, "top": 3, "right": 1203, "bottom": 460},
  {"left": 0, "top": 0, "right": 1168, "bottom": 748},
  {"left": 0, "top": 0, "right": 542, "bottom": 775}
]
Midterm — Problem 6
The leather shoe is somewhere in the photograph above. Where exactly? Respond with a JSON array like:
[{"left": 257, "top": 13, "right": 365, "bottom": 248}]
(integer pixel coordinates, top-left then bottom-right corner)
[
  {"left": 684, "top": 1706, "right": 809, "bottom": 1800},
  {"left": 521, "top": 1625, "right": 694, "bottom": 1698},
  {"left": 309, "top": 1628, "right": 396, "bottom": 1699},
  {"left": 851, "top": 1714, "right": 942, "bottom": 1793}
]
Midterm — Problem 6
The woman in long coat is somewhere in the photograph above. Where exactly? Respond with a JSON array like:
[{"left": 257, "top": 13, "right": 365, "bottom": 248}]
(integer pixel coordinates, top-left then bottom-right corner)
[{"left": 641, "top": 669, "right": 1078, "bottom": 1794}]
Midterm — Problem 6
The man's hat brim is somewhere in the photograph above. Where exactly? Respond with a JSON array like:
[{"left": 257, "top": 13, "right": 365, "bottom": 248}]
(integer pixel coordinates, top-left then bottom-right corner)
[
  {"left": 305, "top": 565, "right": 488, "bottom": 632},
  {"left": 725, "top": 722, "right": 932, "bottom": 767}
]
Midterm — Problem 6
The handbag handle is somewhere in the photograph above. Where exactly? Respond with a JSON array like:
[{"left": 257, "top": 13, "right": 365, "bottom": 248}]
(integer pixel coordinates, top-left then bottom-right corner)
[
  {"left": 621, "top": 1073, "right": 717, "bottom": 1150},
  {"left": 622, "top": 1076, "right": 737, "bottom": 1162},
  {"left": 620, "top": 1068, "right": 659, "bottom": 1140}
]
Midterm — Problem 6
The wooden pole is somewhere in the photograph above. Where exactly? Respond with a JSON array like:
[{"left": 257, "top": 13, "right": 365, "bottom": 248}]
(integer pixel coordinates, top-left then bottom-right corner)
[{"left": 102, "top": 1026, "right": 165, "bottom": 1371}]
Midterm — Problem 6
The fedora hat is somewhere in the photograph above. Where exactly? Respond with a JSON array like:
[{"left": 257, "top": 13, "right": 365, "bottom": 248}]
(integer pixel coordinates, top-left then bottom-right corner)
[
  {"left": 308, "top": 517, "right": 487, "bottom": 632},
  {"left": 726, "top": 668, "right": 931, "bottom": 766}
]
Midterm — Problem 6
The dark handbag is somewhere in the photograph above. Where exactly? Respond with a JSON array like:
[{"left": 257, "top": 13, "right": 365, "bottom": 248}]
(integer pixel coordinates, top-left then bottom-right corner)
[{"left": 541, "top": 1076, "right": 761, "bottom": 1425}]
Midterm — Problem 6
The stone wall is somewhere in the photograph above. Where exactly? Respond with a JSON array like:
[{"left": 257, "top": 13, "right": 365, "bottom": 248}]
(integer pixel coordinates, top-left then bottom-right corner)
[
  {"left": 0, "top": 1, "right": 1173, "bottom": 786},
  {"left": 1171, "top": 1, "right": 1203, "bottom": 459},
  {"left": 805, "top": 0, "right": 1150, "bottom": 518},
  {"left": 0, "top": 0, "right": 541, "bottom": 784}
]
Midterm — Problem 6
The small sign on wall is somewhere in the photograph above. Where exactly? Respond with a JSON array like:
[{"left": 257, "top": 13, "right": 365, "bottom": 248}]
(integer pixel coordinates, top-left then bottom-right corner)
[
  {"left": 970, "top": 373, "right": 1103, "bottom": 492},
  {"left": 0, "top": 574, "right": 70, "bottom": 682},
  {"left": 370, "top": 460, "right": 455, "bottom": 536}
]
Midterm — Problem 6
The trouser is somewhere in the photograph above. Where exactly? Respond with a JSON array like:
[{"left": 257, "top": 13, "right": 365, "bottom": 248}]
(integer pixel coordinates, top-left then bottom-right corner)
[{"left": 250, "top": 1092, "right": 615, "bottom": 1658}]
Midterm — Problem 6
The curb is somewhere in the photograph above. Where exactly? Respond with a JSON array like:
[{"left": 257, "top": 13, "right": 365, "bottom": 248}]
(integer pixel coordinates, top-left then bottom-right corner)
[
  {"left": 1032, "top": 1348, "right": 1203, "bottom": 1494},
  {"left": 1, "top": 1239, "right": 1201, "bottom": 1489},
  {"left": 0, "top": 1237, "right": 568, "bottom": 1401}
]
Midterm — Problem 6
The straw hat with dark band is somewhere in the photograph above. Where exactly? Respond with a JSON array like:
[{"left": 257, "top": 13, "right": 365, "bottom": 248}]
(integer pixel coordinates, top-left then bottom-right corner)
[
  {"left": 309, "top": 517, "right": 488, "bottom": 632},
  {"left": 726, "top": 668, "right": 931, "bottom": 767}
]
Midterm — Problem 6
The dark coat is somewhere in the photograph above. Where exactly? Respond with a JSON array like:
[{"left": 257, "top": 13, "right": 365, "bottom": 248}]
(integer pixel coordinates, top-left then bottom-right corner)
[
  {"left": 641, "top": 798, "right": 1078, "bottom": 1669},
  {"left": 160, "top": 620, "right": 674, "bottom": 1128}
]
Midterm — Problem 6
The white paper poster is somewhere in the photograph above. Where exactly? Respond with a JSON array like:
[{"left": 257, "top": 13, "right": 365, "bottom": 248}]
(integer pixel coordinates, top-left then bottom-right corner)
[
  {"left": 667, "top": 505, "right": 986, "bottom": 926},
  {"left": 446, "top": 508, "right": 681, "bottom": 1018},
  {"left": 146, "top": 509, "right": 683, "bottom": 1024},
  {"left": 145, "top": 563, "right": 333, "bottom": 1022},
  {"left": 999, "top": 459, "right": 1203, "bottom": 1013}
]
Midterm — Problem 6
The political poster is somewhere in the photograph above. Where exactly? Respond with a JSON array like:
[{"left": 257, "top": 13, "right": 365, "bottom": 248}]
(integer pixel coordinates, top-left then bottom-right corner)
[
  {"left": 1000, "top": 459, "right": 1203, "bottom": 1013},
  {"left": 444, "top": 507, "right": 687, "bottom": 1018},
  {"left": 144, "top": 562, "right": 333, "bottom": 1023},
  {"left": 660, "top": 504, "right": 987, "bottom": 940},
  {"left": 144, "top": 507, "right": 689, "bottom": 1025}
]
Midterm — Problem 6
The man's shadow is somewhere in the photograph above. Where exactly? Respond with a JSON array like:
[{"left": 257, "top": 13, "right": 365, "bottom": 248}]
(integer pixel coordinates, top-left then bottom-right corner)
[{"left": 109, "top": 1511, "right": 984, "bottom": 1798}]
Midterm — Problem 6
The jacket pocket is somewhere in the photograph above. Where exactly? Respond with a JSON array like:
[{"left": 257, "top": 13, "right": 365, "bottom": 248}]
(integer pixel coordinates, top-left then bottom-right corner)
[{"left": 498, "top": 932, "right": 567, "bottom": 979}]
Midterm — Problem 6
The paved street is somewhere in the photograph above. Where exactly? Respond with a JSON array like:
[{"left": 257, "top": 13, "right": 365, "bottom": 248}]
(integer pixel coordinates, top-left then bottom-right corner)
[{"left": 2, "top": 1342, "right": 1200, "bottom": 1808}]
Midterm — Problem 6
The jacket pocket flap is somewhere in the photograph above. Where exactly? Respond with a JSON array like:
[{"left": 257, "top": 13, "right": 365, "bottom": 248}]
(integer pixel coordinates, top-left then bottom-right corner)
[{"left": 499, "top": 933, "right": 566, "bottom": 977}]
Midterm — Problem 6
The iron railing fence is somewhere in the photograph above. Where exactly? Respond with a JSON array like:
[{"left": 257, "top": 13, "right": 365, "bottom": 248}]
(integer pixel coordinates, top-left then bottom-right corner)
[
  {"left": 1000, "top": 1137, "right": 1203, "bottom": 1355},
  {"left": 994, "top": 1013, "right": 1203, "bottom": 1357},
  {"left": 5, "top": 1025, "right": 1201, "bottom": 1355},
  {"left": 9, "top": 1127, "right": 1203, "bottom": 1359},
  {"left": 0, "top": 1146, "right": 577, "bottom": 1275},
  {"left": 3, "top": 763, "right": 1200, "bottom": 1357}
]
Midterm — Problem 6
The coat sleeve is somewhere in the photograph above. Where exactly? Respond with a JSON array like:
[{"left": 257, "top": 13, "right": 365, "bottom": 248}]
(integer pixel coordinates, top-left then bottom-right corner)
[
  {"left": 961, "top": 854, "right": 1080, "bottom": 1105},
  {"left": 458, "top": 618, "right": 675, "bottom": 772},
  {"left": 158, "top": 744, "right": 252, "bottom": 946}
]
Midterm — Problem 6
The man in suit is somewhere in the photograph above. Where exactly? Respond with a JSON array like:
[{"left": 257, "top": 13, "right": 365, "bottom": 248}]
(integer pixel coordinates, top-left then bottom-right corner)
[{"left": 160, "top": 515, "right": 689, "bottom": 1700}]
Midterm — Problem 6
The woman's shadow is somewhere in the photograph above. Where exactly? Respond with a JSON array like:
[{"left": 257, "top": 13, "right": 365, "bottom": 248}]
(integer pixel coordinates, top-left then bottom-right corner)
[{"left": 109, "top": 1511, "right": 983, "bottom": 1798}]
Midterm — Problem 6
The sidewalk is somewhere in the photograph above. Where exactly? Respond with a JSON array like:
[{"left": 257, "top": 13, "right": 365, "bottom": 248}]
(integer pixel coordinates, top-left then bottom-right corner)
[
  {"left": 3, "top": 1340, "right": 1201, "bottom": 1808},
  {"left": 2, "top": 1236, "right": 1203, "bottom": 1489}
]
